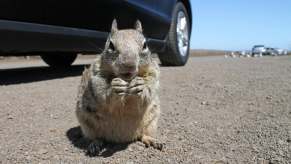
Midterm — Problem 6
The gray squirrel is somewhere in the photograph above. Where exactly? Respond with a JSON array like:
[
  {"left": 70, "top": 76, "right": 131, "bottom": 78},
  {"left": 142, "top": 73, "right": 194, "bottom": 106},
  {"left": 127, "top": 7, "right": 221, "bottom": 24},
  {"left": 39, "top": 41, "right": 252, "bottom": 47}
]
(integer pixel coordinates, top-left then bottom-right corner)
[{"left": 75, "top": 19, "right": 162, "bottom": 156}]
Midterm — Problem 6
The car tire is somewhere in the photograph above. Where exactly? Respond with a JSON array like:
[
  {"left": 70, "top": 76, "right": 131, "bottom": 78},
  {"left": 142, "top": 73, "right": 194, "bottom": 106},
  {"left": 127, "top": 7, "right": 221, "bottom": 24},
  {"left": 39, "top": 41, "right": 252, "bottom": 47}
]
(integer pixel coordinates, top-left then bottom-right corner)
[
  {"left": 41, "top": 53, "right": 77, "bottom": 68},
  {"left": 159, "top": 2, "right": 190, "bottom": 66}
]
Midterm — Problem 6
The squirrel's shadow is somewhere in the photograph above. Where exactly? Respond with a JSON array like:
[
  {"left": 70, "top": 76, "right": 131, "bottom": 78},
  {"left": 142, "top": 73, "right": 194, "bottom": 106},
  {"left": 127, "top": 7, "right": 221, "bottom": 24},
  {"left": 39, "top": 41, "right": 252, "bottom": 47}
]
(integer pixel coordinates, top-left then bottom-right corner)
[{"left": 66, "top": 126, "right": 130, "bottom": 158}]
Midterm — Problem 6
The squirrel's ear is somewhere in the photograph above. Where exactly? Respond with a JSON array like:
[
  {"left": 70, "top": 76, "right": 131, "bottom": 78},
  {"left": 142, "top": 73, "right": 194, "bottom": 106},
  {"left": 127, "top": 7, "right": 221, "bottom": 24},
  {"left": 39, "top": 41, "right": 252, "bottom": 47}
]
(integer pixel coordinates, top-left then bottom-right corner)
[
  {"left": 135, "top": 20, "right": 143, "bottom": 33},
  {"left": 111, "top": 19, "right": 118, "bottom": 34}
]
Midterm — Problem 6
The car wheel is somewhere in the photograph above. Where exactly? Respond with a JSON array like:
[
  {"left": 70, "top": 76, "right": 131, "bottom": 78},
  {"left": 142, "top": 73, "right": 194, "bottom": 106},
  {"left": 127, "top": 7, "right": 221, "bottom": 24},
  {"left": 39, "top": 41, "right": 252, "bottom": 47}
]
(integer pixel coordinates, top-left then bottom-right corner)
[
  {"left": 41, "top": 53, "right": 77, "bottom": 68},
  {"left": 159, "top": 2, "right": 190, "bottom": 66}
]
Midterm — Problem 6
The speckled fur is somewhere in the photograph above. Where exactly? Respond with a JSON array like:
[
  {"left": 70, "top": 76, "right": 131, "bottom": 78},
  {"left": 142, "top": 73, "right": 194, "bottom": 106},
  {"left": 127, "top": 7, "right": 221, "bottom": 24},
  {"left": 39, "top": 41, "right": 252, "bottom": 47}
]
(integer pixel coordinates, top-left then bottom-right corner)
[{"left": 75, "top": 20, "right": 161, "bottom": 152}]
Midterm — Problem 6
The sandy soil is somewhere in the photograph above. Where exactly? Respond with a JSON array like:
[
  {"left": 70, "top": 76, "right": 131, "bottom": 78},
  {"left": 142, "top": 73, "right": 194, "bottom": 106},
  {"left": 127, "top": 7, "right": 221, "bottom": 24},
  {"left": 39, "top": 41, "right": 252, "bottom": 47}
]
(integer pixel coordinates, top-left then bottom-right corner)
[{"left": 0, "top": 56, "right": 290, "bottom": 163}]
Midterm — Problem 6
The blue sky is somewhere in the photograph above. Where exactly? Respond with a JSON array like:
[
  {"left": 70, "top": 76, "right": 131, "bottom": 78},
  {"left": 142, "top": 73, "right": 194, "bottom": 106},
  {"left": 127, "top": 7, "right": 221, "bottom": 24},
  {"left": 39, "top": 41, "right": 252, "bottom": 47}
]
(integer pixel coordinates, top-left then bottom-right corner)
[{"left": 189, "top": 0, "right": 291, "bottom": 50}]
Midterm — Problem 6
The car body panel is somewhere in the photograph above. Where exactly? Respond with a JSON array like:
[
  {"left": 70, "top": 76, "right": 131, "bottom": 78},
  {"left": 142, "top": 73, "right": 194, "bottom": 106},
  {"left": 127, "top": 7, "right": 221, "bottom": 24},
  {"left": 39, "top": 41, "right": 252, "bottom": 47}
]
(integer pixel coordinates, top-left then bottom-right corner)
[{"left": 0, "top": 20, "right": 107, "bottom": 54}]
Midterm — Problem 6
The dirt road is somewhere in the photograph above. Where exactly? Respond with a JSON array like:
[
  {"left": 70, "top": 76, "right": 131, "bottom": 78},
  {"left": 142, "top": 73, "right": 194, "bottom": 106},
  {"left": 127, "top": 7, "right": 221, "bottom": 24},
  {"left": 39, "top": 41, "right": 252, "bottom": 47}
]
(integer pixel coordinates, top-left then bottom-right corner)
[{"left": 0, "top": 56, "right": 290, "bottom": 163}]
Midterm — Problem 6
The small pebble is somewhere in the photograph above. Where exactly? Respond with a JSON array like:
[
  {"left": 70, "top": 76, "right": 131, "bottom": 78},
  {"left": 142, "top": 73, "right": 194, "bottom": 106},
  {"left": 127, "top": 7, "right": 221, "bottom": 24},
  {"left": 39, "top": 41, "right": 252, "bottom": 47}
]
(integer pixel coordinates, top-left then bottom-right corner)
[
  {"left": 258, "top": 158, "right": 270, "bottom": 164},
  {"left": 37, "top": 149, "right": 48, "bottom": 154},
  {"left": 126, "top": 161, "right": 134, "bottom": 164},
  {"left": 201, "top": 101, "right": 209, "bottom": 105},
  {"left": 266, "top": 95, "right": 272, "bottom": 100}
]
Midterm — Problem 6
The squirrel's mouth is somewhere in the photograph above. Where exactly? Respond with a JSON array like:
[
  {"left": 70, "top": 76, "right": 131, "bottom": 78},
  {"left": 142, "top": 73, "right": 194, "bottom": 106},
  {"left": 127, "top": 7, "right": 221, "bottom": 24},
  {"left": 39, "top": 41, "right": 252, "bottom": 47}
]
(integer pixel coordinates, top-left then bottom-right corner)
[{"left": 120, "top": 71, "right": 137, "bottom": 81}]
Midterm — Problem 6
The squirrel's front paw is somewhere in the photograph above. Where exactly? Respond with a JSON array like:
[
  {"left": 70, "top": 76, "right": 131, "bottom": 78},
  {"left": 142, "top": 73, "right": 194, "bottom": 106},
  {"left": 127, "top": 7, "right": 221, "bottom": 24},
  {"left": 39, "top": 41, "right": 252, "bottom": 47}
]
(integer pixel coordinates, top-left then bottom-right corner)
[
  {"left": 111, "top": 78, "right": 128, "bottom": 96},
  {"left": 128, "top": 77, "right": 145, "bottom": 95}
]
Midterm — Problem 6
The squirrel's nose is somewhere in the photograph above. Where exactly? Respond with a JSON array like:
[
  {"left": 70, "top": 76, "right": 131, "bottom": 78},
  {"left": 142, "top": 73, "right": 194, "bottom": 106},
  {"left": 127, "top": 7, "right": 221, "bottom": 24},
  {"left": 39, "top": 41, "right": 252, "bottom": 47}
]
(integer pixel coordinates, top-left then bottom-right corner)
[
  {"left": 121, "top": 62, "right": 136, "bottom": 71},
  {"left": 120, "top": 54, "right": 137, "bottom": 70}
]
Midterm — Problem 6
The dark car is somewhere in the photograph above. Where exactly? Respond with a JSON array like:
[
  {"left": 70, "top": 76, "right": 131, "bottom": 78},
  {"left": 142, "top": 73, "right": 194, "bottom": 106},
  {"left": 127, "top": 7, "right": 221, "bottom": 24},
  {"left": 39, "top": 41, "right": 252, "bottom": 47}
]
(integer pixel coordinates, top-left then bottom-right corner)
[{"left": 0, "top": 0, "right": 192, "bottom": 67}]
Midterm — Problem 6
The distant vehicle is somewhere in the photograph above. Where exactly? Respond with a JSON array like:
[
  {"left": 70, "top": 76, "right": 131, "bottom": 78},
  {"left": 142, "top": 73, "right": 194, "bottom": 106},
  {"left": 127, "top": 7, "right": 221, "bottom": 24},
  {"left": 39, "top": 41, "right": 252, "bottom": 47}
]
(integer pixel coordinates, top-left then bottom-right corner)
[
  {"left": 252, "top": 45, "right": 266, "bottom": 56},
  {"left": 264, "top": 47, "right": 288, "bottom": 56},
  {"left": 265, "top": 47, "right": 278, "bottom": 56},
  {"left": 274, "top": 48, "right": 288, "bottom": 55},
  {"left": 252, "top": 45, "right": 288, "bottom": 56},
  {"left": 0, "top": 0, "right": 192, "bottom": 67}
]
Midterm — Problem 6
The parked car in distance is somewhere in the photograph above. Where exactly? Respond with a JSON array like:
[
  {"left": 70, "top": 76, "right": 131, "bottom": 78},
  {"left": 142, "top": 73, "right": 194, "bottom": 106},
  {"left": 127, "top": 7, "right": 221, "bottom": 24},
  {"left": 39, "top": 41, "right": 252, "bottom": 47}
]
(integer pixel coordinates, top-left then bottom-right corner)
[
  {"left": 265, "top": 47, "right": 278, "bottom": 56},
  {"left": 252, "top": 45, "right": 266, "bottom": 56},
  {"left": 264, "top": 47, "right": 288, "bottom": 56},
  {"left": 274, "top": 48, "right": 288, "bottom": 56},
  {"left": 251, "top": 45, "right": 288, "bottom": 57},
  {"left": 0, "top": 0, "right": 192, "bottom": 67}
]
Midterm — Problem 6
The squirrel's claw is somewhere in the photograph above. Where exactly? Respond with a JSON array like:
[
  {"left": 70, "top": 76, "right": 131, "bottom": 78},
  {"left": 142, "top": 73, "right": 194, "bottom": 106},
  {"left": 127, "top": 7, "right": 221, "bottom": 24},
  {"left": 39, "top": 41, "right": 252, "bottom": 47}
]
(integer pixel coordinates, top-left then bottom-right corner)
[
  {"left": 141, "top": 135, "right": 164, "bottom": 151},
  {"left": 87, "top": 140, "right": 104, "bottom": 157},
  {"left": 128, "top": 77, "right": 146, "bottom": 95},
  {"left": 128, "top": 85, "right": 145, "bottom": 95},
  {"left": 111, "top": 78, "right": 128, "bottom": 96}
]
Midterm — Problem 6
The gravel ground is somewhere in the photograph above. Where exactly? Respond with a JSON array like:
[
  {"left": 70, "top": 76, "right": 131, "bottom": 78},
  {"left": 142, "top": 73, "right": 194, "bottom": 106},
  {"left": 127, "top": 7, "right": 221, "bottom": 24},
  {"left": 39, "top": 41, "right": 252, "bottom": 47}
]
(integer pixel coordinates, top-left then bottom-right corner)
[{"left": 0, "top": 56, "right": 291, "bottom": 163}]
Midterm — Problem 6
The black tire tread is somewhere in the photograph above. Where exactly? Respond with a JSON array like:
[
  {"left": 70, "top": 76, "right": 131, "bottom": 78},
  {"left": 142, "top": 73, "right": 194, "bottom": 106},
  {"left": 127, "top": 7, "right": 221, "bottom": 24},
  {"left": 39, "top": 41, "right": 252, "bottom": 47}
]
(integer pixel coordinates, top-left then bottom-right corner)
[
  {"left": 159, "top": 2, "right": 190, "bottom": 66},
  {"left": 41, "top": 53, "right": 77, "bottom": 68}
]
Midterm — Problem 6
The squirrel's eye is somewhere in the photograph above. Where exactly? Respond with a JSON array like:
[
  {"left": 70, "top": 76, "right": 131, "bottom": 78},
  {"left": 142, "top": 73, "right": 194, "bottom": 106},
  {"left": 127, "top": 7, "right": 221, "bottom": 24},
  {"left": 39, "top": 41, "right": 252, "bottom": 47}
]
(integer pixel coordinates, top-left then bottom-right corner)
[
  {"left": 142, "top": 41, "right": 148, "bottom": 50},
  {"left": 108, "top": 41, "right": 115, "bottom": 51}
]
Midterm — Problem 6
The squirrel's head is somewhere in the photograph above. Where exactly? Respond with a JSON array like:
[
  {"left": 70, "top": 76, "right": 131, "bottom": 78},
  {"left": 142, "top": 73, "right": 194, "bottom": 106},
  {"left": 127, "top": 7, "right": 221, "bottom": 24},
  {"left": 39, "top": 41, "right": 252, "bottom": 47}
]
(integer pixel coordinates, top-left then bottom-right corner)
[{"left": 101, "top": 19, "right": 151, "bottom": 81}]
